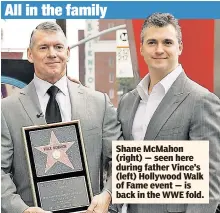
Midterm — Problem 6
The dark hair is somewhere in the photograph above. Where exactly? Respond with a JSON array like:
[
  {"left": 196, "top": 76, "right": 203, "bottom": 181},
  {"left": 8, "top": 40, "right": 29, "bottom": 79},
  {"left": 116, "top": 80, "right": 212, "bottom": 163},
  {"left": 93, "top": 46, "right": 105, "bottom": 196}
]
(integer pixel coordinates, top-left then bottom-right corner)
[
  {"left": 141, "top": 12, "right": 182, "bottom": 44},
  {"left": 29, "top": 21, "right": 66, "bottom": 48}
]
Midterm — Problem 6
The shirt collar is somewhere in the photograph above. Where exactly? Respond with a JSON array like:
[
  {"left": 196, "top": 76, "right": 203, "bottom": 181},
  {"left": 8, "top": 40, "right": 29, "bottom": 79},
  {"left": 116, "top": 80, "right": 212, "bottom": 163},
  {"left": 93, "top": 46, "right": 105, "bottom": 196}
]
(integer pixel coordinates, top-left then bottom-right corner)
[
  {"left": 137, "top": 73, "right": 150, "bottom": 102},
  {"left": 33, "top": 74, "right": 68, "bottom": 97},
  {"left": 159, "top": 64, "right": 183, "bottom": 94},
  {"left": 137, "top": 64, "right": 183, "bottom": 101},
  {"left": 54, "top": 75, "right": 69, "bottom": 96}
]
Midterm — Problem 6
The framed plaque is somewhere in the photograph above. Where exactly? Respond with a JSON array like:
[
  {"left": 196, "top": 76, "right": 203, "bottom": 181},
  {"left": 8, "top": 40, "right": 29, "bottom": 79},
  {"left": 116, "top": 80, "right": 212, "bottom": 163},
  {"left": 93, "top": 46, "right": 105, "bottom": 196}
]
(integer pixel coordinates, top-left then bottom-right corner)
[{"left": 22, "top": 120, "right": 93, "bottom": 213}]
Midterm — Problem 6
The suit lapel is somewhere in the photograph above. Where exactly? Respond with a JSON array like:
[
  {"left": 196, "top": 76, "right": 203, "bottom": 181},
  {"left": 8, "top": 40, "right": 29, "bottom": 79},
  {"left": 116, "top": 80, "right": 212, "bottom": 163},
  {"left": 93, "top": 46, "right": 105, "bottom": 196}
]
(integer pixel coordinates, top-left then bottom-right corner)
[
  {"left": 67, "top": 80, "right": 97, "bottom": 130},
  {"left": 127, "top": 89, "right": 141, "bottom": 140},
  {"left": 67, "top": 80, "right": 83, "bottom": 121},
  {"left": 144, "top": 72, "right": 190, "bottom": 140},
  {"left": 19, "top": 81, "right": 46, "bottom": 125}
]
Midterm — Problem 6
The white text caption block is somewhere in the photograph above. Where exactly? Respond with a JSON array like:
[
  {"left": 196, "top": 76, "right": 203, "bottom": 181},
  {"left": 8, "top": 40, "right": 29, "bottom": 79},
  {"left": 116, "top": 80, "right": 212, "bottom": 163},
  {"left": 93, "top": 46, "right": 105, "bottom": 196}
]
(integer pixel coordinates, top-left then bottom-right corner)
[{"left": 112, "top": 141, "right": 209, "bottom": 204}]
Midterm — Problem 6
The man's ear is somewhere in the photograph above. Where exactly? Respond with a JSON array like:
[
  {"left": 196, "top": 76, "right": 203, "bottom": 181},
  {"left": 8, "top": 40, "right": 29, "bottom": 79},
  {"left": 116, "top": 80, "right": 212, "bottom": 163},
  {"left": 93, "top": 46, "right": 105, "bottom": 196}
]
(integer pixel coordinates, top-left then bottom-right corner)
[
  {"left": 67, "top": 47, "right": 70, "bottom": 62},
  {"left": 140, "top": 43, "right": 143, "bottom": 56},
  {"left": 27, "top": 48, "right": 33, "bottom": 63},
  {"left": 178, "top": 41, "right": 183, "bottom": 56}
]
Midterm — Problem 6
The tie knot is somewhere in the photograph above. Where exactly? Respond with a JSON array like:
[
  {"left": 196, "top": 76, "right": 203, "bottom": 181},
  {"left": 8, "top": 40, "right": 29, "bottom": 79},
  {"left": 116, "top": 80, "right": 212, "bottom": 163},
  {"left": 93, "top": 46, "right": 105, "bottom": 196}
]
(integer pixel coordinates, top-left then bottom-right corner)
[{"left": 47, "top": 86, "right": 59, "bottom": 97}]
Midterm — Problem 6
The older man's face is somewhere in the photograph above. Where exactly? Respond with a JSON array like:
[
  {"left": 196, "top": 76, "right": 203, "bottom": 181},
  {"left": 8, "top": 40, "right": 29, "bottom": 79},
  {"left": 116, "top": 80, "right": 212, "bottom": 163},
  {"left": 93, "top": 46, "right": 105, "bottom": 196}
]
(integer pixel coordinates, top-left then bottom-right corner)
[
  {"left": 28, "top": 30, "right": 70, "bottom": 84},
  {"left": 140, "top": 24, "right": 183, "bottom": 74}
]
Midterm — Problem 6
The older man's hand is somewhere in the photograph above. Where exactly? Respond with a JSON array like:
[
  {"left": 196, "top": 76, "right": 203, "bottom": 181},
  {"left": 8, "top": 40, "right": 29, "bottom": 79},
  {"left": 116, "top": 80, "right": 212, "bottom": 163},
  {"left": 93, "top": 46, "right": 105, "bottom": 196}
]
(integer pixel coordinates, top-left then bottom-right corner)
[{"left": 86, "top": 191, "right": 111, "bottom": 213}]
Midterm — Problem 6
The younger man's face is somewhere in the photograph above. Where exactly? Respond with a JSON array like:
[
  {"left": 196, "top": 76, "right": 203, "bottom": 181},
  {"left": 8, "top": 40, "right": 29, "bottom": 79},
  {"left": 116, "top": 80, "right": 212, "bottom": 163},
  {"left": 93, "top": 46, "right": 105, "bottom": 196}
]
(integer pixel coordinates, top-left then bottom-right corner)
[{"left": 140, "top": 24, "right": 183, "bottom": 74}]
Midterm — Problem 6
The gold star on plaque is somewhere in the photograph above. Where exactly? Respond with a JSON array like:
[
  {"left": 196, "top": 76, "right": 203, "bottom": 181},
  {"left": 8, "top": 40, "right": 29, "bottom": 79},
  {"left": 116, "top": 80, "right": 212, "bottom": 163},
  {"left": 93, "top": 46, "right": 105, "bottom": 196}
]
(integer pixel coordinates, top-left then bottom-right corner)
[{"left": 35, "top": 131, "right": 75, "bottom": 173}]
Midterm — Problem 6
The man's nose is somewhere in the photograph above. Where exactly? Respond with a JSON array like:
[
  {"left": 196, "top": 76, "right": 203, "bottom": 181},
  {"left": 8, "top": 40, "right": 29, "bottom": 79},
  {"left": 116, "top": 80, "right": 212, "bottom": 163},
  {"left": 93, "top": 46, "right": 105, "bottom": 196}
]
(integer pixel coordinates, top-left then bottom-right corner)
[
  {"left": 155, "top": 44, "right": 164, "bottom": 54},
  {"left": 47, "top": 47, "right": 57, "bottom": 58}
]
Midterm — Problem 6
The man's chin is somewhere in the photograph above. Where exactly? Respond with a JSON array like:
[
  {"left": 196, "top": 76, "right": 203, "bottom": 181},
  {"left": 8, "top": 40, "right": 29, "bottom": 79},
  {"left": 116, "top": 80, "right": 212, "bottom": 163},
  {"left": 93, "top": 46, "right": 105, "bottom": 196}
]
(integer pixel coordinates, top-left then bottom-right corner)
[
  {"left": 151, "top": 65, "right": 167, "bottom": 72},
  {"left": 47, "top": 67, "right": 59, "bottom": 71},
  {"left": 44, "top": 69, "right": 64, "bottom": 79},
  {"left": 46, "top": 69, "right": 62, "bottom": 76}
]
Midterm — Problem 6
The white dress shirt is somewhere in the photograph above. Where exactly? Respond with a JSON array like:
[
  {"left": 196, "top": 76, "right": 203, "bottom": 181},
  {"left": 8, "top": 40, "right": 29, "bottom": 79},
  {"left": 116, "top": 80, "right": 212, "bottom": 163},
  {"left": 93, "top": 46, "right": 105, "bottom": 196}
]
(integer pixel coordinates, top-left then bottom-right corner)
[
  {"left": 132, "top": 65, "right": 183, "bottom": 140},
  {"left": 34, "top": 74, "right": 72, "bottom": 122}
]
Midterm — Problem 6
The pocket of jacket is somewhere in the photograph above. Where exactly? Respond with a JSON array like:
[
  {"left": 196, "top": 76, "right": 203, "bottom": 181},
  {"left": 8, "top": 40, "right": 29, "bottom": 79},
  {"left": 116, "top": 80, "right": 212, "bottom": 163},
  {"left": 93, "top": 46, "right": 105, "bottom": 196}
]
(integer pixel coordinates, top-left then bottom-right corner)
[
  {"left": 83, "top": 127, "right": 100, "bottom": 137},
  {"left": 159, "top": 126, "right": 182, "bottom": 136}
]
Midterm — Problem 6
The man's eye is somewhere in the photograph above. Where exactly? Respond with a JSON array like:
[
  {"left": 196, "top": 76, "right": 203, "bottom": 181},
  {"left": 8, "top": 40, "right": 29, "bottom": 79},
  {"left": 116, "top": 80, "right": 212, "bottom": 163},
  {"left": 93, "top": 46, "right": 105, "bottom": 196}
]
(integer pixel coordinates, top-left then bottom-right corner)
[
  {"left": 39, "top": 46, "right": 47, "bottom": 50},
  {"left": 148, "top": 41, "right": 156, "bottom": 45},
  {"left": 164, "top": 41, "right": 172, "bottom": 45},
  {"left": 55, "top": 45, "right": 64, "bottom": 50}
]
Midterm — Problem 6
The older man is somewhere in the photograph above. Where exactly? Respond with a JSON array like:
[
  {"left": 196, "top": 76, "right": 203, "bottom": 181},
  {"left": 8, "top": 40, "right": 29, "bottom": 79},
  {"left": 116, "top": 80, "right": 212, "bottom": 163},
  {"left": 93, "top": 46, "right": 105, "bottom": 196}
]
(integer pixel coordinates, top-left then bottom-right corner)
[{"left": 1, "top": 21, "right": 122, "bottom": 213}]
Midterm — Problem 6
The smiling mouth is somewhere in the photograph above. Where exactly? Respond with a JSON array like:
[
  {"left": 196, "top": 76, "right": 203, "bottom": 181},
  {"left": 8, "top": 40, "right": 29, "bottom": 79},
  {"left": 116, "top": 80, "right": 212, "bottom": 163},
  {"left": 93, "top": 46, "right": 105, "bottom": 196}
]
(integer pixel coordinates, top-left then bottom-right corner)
[
  {"left": 152, "top": 58, "right": 167, "bottom": 59},
  {"left": 46, "top": 62, "right": 60, "bottom": 67},
  {"left": 46, "top": 62, "right": 60, "bottom": 64}
]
